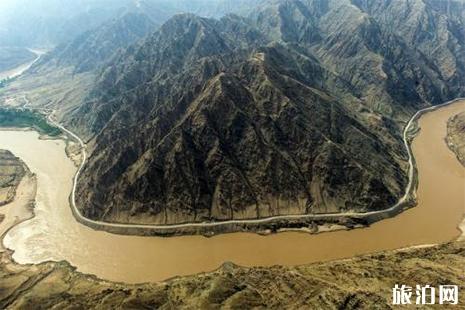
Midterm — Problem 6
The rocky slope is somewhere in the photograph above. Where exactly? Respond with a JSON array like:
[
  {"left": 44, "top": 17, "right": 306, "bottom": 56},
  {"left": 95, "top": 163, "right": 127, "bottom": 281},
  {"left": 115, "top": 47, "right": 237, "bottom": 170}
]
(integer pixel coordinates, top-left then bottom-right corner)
[
  {"left": 69, "top": 11, "right": 405, "bottom": 224},
  {"left": 352, "top": 0, "right": 465, "bottom": 97},
  {"left": 66, "top": 0, "right": 465, "bottom": 226},
  {"left": 1, "top": 242, "right": 464, "bottom": 309},
  {"left": 447, "top": 111, "right": 465, "bottom": 166},
  {"left": 0, "top": 150, "right": 25, "bottom": 207}
]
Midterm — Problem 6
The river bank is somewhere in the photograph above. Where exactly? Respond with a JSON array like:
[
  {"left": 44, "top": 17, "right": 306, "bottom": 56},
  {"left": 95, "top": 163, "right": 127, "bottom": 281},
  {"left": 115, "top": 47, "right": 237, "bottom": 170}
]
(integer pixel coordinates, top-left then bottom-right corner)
[
  {"left": 0, "top": 152, "right": 36, "bottom": 250},
  {"left": 1, "top": 154, "right": 464, "bottom": 306},
  {"left": 55, "top": 100, "right": 458, "bottom": 237},
  {"left": 447, "top": 110, "right": 465, "bottom": 167},
  {"left": 0, "top": 99, "right": 463, "bottom": 283},
  {"left": 1, "top": 237, "right": 464, "bottom": 308},
  {"left": 0, "top": 175, "right": 36, "bottom": 251}
]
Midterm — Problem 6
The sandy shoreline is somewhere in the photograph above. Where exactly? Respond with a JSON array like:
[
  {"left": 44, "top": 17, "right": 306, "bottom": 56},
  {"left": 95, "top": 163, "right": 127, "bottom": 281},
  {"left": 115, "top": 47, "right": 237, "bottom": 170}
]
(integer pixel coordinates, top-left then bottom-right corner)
[{"left": 0, "top": 170, "right": 36, "bottom": 251}]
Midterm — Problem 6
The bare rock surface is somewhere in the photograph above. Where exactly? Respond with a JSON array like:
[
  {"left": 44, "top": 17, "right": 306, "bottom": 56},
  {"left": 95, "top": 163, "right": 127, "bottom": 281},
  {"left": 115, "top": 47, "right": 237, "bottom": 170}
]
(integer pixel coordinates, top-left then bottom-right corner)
[
  {"left": 447, "top": 111, "right": 465, "bottom": 167},
  {"left": 0, "top": 150, "right": 25, "bottom": 207}
]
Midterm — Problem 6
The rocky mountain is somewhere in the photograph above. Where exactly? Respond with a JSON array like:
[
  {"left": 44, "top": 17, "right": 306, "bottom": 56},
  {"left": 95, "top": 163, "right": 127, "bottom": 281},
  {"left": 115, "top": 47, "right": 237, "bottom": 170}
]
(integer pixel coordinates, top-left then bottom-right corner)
[
  {"left": 14, "top": 0, "right": 465, "bottom": 226},
  {"left": 38, "top": 12, "right": 156, "bottom": 74},
  {"left": 351, "top": 0, "right": 465, "bottom": 101},
  {"left": 0, "top": 150, "right": 25, "bottom": 206}
]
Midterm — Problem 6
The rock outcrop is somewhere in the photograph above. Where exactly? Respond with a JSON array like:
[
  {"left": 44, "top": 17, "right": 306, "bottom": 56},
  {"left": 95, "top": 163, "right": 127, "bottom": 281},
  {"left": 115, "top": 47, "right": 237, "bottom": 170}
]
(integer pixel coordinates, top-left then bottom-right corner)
[
  {"left": 0, "top": 150, "right": 25, "bottom": 206},
  {"left": 447, "top": 111, "right": 465, "bottom": 166}
]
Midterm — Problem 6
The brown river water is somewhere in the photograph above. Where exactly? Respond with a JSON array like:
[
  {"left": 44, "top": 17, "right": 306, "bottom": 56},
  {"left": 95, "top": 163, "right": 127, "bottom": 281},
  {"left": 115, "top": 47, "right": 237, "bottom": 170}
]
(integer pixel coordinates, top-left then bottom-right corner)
[{"left": 1, "top": 100, "right": 464, "bottom": 283}]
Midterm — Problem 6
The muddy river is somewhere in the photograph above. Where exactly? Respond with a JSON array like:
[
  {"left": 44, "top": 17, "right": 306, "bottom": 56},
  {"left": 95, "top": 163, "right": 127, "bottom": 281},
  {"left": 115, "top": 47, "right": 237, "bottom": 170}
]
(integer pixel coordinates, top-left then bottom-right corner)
[{"left": 1, "top": 101, "right": 464, "bottom": 283}]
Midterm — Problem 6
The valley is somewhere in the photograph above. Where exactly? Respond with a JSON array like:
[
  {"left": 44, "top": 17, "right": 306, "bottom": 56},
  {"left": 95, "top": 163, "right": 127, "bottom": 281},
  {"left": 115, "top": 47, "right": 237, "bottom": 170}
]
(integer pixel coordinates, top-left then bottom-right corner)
[
  {"left": 0, "top": 1, "right": 465, "bottom": 307},
  {"left": 0, "top": 99, "right": 464, "bottom": 307},
  {"left": 3, "top": 0, "right": 465, "bottom": 230},
  {"left": 0, "top": 47, "right": 36, "bottom": 73},
  {"left": 0, "top": 49, "right": 44, "bottom": 83},
  {"left": 0, "top": 99, "right": 463, "bottom": 284}
]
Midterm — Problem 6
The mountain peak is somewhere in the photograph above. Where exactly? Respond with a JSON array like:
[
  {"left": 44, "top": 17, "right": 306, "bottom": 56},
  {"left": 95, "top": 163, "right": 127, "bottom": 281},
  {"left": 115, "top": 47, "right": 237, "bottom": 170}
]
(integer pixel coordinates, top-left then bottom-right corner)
[{"left": 160, "top": 13, "right": 212, "bottom": 32}]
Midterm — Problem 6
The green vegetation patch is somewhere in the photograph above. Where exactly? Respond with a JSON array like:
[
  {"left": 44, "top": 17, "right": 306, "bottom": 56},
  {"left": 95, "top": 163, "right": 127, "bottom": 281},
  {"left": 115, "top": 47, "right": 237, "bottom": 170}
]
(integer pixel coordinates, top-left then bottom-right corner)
[{"left": 0, "top": 108, "right": 61, "bottom": 136}]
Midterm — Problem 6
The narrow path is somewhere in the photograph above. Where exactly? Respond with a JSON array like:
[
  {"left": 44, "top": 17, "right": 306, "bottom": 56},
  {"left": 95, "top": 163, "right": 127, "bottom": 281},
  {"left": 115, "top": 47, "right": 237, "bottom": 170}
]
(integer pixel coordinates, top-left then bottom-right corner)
[{"left": 47, "top": 98, "right": 465, "bottom": 230}]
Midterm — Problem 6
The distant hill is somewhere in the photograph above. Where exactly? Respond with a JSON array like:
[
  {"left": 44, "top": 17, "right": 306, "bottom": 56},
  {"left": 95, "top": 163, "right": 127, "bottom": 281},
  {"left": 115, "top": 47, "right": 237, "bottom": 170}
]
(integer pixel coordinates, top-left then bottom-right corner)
[
  {"left": 0, "top": 0, "right": 263, "bottom": 48},
  {"left": 0, "top": 47, "right": 36, "bottom": 72},
  {"left": 37, "top": 12, "right": 156, "bottom": 74},
  {"left": 0, "top": 0, "right": 134, "bottom": 47}
]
